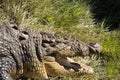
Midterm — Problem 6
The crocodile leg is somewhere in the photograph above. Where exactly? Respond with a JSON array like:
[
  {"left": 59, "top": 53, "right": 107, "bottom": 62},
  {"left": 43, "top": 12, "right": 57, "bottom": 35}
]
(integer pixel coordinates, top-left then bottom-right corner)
[{"left": 0, "top": 57, "right": 16, "bottom": 80}]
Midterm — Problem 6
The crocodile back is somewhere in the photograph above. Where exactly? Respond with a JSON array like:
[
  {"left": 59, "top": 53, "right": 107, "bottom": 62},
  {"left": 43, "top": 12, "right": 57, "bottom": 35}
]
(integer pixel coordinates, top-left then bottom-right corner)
[{"left": 0, "top": 23, "right": 23, "bottom": 78}]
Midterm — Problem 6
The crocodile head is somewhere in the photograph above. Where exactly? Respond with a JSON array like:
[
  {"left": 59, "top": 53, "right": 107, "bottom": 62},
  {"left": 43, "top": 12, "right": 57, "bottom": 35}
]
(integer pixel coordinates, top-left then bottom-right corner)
[{"left": 88, "top": 42, "right": 103, "bottom": 55}]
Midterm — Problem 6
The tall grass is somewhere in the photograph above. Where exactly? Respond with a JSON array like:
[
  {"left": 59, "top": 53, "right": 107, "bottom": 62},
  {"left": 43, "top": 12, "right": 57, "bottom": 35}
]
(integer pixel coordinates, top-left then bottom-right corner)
[{"left": 0, "top": 0, "right": 120, "bottom": 79}]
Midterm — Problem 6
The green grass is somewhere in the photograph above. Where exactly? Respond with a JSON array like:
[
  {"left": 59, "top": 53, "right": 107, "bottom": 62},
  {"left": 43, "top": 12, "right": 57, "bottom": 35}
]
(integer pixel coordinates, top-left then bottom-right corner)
[
  {"left": 102, "top": 31, "right": 120, "bottom": 78},
  {"left": 0, "top": 0, "right": 120, "bottom": 79}
]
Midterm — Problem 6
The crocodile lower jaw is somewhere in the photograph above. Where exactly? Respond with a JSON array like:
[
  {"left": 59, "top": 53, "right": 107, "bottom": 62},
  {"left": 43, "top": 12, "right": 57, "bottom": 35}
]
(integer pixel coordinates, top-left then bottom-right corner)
[{"left": 44, "top": 56, "right": 94, "bottom": 77}]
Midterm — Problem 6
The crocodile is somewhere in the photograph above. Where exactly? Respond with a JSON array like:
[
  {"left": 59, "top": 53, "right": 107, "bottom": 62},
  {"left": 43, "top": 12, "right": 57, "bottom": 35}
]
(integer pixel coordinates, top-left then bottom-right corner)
[
  {"left": 40, "top": 31, "right": 102, "bottom": 77},
  {"left": 0, "top": 22, "right": 102, "bottom": 80}
]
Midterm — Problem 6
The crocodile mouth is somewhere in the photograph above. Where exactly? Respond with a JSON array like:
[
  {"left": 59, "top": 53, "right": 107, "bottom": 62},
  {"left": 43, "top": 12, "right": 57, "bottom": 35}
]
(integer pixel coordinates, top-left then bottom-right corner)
[{"left": 43, "top": 53, "right": 94, "bottom": 77}]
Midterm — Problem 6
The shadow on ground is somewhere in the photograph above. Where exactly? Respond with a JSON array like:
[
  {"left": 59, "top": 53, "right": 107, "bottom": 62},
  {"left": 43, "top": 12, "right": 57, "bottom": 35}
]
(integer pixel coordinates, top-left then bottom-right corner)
[{"left": 89, "top": 0, "right": 120, "bottom": 31}]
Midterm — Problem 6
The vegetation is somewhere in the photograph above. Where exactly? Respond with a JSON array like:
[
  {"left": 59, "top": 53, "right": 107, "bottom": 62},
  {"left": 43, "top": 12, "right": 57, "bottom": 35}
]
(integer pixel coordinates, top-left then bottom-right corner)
[{"left": 0, "top": 0, "right": 120, "bottom": 79}]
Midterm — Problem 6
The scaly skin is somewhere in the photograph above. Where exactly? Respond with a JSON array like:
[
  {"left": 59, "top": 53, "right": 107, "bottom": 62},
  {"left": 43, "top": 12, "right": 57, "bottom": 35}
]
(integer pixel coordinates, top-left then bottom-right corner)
[
  {"left": 41, "top": 32, "right": 102, "bottom": 57},
  {"left": 0, "top": 22, "right": 102, "bottom": 80},
  {"left": 0, "top": 23, "right": 48, "bottom": 80}
]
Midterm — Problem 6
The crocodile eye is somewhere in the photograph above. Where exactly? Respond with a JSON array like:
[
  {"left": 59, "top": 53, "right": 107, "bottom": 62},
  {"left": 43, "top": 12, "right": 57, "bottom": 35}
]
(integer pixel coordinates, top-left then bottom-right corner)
[
  {"left": 20, "top": 31, "right": 29, "bottom": 40},
  {"left": 12, "top": 26, "right": 18, "bottom": 30},
  {"left": 19, "top": 36, "right": 26, "bottom": 41},
  {"left": 22, "top": 31, "right": 28, "bottom": 35},
  {"left": 89, "top": 42, "right": 96, "bottom": 47},
  {"left": 9, "top": 23, "right": 18, "bottom": 30}
]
